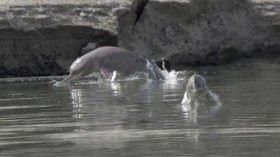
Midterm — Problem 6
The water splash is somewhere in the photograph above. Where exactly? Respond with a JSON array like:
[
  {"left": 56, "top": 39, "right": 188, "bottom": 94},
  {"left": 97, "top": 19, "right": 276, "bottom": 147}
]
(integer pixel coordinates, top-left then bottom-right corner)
[
  {"left": 145, "top": 60, "right": 165, "bottom": 80},
  {"left": 161, "top": 70, "right": 180, "bottom": 83},
  {"left": 157, "top": 58, "right": 189, "bottom": 82},
  {"left": 208, "top": 91, "right": 222, "bottom": 114},
  {"left": 52, "top": 80, "right": 66, "bottom": 87},
  {"left": 0, "top": 76, "right": 65, "bottom": 83},
  {"left": 182, "top": 90, "right": 222, "bottom": 121},
  {"left": 0, "top": 66, "right": 185, "bottom": 86}
]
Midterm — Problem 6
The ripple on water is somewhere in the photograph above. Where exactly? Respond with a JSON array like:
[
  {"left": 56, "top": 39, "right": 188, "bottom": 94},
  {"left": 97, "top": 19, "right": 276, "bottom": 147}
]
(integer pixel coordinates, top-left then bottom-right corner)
[{"left": 0, "top": 58, "right": 280, "bottom": 156}]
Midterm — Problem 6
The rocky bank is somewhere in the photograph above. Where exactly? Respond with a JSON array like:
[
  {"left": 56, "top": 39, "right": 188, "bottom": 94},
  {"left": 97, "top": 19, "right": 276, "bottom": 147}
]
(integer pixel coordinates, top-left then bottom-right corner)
[
  {"left": 118, "top": 0, "right": 280, "bottom": 68},
  {"left": 0, "top": 0, "right": 279, "bottom": 77},
  {"left": 0, "top": 0, "right": 126, "bottom": 77}
]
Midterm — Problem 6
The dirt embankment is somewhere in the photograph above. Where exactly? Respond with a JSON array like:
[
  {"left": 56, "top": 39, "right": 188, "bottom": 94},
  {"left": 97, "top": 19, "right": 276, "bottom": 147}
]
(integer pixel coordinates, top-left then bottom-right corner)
[
  {"left": 118, "top": 0, "right": 280, "bottom": 68},
  {"left": 0, "top": 26, "right": 117, "bottom": 76},
  {"left": 0, "top": 1, "right": 126, "bottom": 77},
  {"left": 0, "top": 0, "right": 280, "bottom": 77}
]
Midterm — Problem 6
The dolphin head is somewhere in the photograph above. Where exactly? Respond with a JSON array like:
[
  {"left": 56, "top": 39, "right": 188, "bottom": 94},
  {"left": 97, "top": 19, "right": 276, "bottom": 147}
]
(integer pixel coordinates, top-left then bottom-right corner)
[{"left": 186, "top": 74, "right": 209, "bottom": 102}]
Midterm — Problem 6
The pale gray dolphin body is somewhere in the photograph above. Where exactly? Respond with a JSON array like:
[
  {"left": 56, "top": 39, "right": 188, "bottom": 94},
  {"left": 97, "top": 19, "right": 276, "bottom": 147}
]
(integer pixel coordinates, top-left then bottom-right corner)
[
  {"left": 181, "top": 74, "right": 221, "bottom": 116},
  {"left": 59, "top": 46, "right": 165, "bottom": 85},
  {"left": 182, "top": 74, "right": 209, "bottom": 104}
]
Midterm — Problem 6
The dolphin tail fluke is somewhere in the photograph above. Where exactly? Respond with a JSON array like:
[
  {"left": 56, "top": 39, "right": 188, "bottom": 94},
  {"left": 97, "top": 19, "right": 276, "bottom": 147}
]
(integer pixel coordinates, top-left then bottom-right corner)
[{"left": 146, "top": 60, "right": 166, "bottom": 80}]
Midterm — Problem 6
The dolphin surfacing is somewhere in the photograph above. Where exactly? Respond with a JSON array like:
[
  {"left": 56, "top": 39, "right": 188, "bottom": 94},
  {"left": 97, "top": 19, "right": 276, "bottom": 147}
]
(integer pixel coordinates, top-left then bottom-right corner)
[
  {"left": 182, "top": 74, "right": 209, "bottom": 104},
  {"left": 58, "top": 46, "right": 165, "bottom": 85},
  {"left": 181, "top": 74, "right": 222, "bottom": 118}
]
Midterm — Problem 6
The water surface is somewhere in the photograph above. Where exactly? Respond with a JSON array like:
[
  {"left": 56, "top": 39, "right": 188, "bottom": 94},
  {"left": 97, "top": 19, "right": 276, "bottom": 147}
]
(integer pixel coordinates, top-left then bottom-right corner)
[{"left": 0, "top": 58, "right": 280, "bottom": 157}]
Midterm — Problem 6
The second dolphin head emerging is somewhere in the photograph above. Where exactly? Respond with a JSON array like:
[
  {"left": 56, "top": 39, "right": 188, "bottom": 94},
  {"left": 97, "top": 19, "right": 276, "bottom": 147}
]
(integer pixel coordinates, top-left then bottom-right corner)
[
  {"left": 181, "top": 74, "right": 222, "bottom": 122},
  {"left": 181, "top": 74, "right": 210, "bottom": 104}
]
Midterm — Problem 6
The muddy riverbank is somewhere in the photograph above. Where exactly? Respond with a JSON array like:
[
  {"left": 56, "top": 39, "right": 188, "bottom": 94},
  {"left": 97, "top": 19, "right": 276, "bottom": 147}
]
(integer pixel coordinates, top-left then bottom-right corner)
[{"left": 0, "top": 0, "right": 279, "bottom": 77}]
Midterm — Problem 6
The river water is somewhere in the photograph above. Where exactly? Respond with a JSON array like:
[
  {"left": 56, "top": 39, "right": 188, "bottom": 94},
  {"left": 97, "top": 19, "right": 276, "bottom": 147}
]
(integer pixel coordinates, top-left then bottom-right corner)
[{"left": 0, "top": 58, "right": 280, "bottom": 157}]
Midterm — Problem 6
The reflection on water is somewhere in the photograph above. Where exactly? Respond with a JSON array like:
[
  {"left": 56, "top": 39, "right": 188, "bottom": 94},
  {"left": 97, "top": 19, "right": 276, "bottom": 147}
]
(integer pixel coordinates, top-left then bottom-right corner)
[{"left": 1, "top": 58, "right": 280, "bottom": 156}]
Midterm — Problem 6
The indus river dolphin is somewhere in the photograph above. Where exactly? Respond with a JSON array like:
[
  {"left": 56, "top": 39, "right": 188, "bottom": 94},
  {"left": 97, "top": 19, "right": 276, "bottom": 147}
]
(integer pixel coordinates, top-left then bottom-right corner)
[
  {"left": 58, "top": 46, "right": 165, "bottom": 85},
  {"left": 181, "top": 74, "right": 222, "bottom": 115},
  {"left": 181, "top": 74, "right": 210, "bottom": 104}
]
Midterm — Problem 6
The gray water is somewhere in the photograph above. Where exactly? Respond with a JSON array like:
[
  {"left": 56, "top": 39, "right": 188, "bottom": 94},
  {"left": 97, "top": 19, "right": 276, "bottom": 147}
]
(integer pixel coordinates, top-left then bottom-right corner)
[{"left": 0, "top": 58, "right": 280, "bottom": 157}]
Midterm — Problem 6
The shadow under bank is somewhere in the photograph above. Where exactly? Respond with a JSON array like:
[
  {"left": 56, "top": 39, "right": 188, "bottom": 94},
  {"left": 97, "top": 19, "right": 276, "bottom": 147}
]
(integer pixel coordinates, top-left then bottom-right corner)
[{"left": 0, "top": 26, "right": 117, "bottom": 77}]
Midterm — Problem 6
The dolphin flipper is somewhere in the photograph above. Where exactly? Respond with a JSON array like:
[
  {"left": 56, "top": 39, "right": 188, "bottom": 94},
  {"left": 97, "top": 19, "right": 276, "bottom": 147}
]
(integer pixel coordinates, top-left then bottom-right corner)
[{"left": 146, "top": 60, "right": 166, "bottom": 80}]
